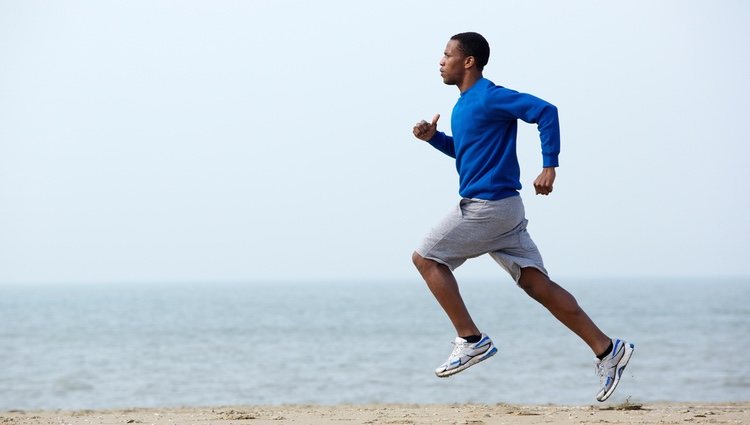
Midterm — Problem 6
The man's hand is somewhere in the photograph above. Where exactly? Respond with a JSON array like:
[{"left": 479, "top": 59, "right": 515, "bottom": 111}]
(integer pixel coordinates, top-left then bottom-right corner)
[
  {"left": 413, "top": 114, "right": 440, "bottom": 141},
  {"left": 534, "top": 167, "right": 556, "bottom": 195}
]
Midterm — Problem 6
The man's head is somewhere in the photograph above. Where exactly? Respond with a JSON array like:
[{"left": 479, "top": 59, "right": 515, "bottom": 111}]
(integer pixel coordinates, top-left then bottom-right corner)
[
  {"left": 439, "top": 32, "right": 490, "bottom": 88},
  {"left": 451, "top": 32, "right": 490, "bottom": 71}
]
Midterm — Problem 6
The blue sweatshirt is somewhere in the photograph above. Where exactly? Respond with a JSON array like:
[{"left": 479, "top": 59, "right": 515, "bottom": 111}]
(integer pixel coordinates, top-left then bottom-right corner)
[{"left": 428, "top": 78, "right": 560, "bottom": 200}]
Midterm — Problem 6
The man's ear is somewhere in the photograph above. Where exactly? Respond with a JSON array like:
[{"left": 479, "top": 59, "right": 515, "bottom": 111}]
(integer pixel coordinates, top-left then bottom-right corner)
[{"left": 464, "top": 55, "right": 476, "bottom": 69}]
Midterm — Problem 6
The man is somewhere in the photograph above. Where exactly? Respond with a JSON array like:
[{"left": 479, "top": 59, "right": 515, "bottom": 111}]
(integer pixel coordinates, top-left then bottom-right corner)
[{"left": 411, "top": 32, "right": 633, "bottom": 402}]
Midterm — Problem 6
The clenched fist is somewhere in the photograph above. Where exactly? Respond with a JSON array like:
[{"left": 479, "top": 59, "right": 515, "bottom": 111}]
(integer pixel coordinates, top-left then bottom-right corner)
[{"left": 413, "top": 114, "right": 440, "bottom": 141}]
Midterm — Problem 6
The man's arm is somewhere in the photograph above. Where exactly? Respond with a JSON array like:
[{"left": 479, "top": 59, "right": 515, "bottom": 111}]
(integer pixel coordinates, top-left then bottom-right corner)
[
  {"left": 487, "top": 88, "right": 561, "bottom": 169},
  {"left": 487, "top": 88, "right": 561, "bottom": 195}
]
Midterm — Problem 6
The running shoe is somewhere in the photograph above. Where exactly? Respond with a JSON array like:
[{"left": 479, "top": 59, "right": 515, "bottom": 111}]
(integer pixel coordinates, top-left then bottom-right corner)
[
  {"left": 595, "top": 338, "right": 635, "bottom": 402},
  {"left": 435, "top": 333, "right": 497, "bottom": 378}
]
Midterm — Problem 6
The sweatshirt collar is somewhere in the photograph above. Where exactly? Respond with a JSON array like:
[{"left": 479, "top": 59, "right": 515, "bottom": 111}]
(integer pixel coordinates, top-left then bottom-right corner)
[{"left": 460, "top": 77, "right": 491, "bottom": 96}]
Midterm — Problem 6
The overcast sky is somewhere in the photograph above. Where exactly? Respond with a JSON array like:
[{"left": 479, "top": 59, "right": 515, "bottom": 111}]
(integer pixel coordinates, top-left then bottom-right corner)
[{"left": 1, "top": 1, "right": 748, "bottom": 285}]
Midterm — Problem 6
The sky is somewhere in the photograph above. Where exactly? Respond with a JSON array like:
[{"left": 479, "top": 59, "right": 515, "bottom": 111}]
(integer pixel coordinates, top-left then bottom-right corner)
[{"left": 1, "top": 1, "right": 749, "bottom": 285}]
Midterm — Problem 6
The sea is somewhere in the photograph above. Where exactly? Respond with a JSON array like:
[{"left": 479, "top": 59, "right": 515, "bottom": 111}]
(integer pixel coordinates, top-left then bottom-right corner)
[{"left": 1, "top": 277, "right": 749, "bottom": 410}]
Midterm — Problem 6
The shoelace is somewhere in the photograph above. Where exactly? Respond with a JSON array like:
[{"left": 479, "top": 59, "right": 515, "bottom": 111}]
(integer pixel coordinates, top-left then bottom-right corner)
[
  {"left": 448, "top": 340, "right": 468, "bottom": 359},
  {"left": 594, "top": 359, "right": 610, "bottom": 385}
]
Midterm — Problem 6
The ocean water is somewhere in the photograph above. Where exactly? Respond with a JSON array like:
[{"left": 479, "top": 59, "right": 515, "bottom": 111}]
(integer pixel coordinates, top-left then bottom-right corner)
[{"left": 1, "top": 277, "right": 748, "bottom": 410}]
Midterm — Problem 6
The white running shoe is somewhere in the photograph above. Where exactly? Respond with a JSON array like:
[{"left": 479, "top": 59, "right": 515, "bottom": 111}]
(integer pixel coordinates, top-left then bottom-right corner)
[
  {"left": 595, "top": 338, "right": 635, "bottom": 402},
  {"left": 435, "top": 333, "right": 497, "bottom": 378}
]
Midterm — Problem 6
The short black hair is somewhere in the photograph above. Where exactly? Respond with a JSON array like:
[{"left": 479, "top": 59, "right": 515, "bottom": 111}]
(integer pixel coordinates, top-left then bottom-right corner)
[{"left": 450, "top": 32, "right": 490, "bottom": 71}]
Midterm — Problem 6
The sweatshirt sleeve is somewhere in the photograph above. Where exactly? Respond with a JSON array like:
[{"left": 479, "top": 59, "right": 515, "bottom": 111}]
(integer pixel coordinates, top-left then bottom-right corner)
[
  {"left": 427, "top": 131, "right": 456, "bottom": 159},
  {"left": 486, "top": 88, "right": 560, "bottom": 168}
]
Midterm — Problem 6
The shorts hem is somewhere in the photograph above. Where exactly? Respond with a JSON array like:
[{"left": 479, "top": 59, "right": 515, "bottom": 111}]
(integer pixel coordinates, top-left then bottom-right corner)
[
  {"left": 509, "top": 263, "right": 548, "bottom": 283},
  {"left": 414, "top": 249, "right": 457, "bottom": 271}
]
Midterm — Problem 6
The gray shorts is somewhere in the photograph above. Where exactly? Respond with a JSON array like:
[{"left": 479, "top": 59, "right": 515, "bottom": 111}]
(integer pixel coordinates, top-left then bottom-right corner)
[{"left": 416, "top": 195, "right": 547, "bottom": 282}]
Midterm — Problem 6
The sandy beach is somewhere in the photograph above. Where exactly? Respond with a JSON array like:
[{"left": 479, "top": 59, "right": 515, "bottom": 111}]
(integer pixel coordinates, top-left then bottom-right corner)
[{"left": 2, "top": 403, "right": 748, "bottom": 425}]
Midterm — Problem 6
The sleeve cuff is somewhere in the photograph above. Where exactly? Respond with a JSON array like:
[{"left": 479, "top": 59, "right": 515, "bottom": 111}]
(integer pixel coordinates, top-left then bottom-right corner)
[
  {"left": 543, "top": 153, "right": 559, "bottom": 168},
  {"left": 427, "top": 131, "right": 444, "bottom": 145}
]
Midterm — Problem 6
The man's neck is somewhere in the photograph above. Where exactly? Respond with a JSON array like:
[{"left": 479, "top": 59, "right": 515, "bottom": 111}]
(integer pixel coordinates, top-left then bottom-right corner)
[{"left": 458, "top": 73, "right": 483, "bottom": 94}]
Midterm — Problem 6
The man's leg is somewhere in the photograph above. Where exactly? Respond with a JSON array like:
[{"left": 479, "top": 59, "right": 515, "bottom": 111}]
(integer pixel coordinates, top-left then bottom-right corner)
[
  {"left": 517, "top": 267, "right": 610, "bottom": 356},
  {"left": 517, "top": 268, "right": 635, "bottom": 402},
  {"left": 412, "top": 252, "right": 479, "bottom": 338},
  {"left": 413, "top": 251, "right": 497, "bottom": 378}
]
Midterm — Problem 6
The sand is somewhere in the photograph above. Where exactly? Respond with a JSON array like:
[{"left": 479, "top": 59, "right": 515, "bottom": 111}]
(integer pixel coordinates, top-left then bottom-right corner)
[{"left": 2, "top": 403, "right": 748, "bottom": 425}]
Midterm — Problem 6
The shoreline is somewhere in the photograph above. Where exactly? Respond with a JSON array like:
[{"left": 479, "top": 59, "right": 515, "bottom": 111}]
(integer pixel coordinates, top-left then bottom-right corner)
[{"left": 3, "top": 402, "right": 749, "bottom": 424}]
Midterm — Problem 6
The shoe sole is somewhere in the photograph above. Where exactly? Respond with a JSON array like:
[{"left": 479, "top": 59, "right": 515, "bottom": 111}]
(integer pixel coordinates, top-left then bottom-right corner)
[
  {"left": 597, "top": 342, "right": 635, "bottom": 402},
  {"left": 435, "top": 344, "right": 498, "bottom": 378}
]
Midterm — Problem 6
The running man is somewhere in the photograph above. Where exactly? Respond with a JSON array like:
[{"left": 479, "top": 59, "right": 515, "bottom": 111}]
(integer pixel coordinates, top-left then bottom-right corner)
[{"left": 411, "top": 32, "right": 633, "bottom": 402}]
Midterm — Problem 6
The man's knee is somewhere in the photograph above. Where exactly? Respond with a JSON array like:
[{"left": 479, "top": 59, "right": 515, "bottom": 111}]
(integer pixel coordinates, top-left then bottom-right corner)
[
  {"left": 412, "top": 252, "right": 439, "bottom": 274},
  {"left": 412, "top": 251, "right": 427, "bottom": 270},
  {"left": 518, "top": 267, "right": 551, "bottom": 300}
]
